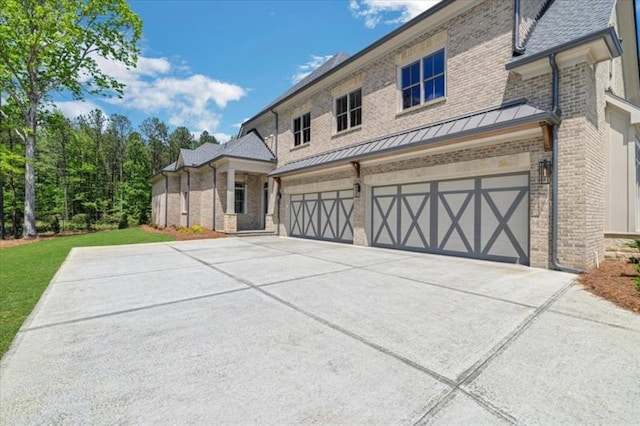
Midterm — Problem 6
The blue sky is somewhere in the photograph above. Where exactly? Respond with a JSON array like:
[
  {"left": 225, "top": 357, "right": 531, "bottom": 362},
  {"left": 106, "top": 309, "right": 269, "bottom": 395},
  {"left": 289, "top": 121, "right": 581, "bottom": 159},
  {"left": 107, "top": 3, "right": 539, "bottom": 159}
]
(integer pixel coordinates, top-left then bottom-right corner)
[{"left": 55, "top": 0, "right": 640, "bottom": 142}]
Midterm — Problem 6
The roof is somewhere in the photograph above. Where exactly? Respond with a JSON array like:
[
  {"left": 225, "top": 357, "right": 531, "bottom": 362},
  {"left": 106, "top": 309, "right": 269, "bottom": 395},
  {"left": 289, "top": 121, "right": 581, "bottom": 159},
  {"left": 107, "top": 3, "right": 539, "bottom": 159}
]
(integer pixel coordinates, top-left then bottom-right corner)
[
  {"left": 158, "top": 131, "right": 275, "bottom": 176},
  {"left": 241, "top": 0, "right": 458, "bottom": 128},
  {"left": 270, "top": 100, "right": 558, "bottom": 177},
  {"left": 510, "top": 0, "right": 620, "bottom": 67},
  {"left": 263, "top": 52, "right": 350, "bottom": 112}
]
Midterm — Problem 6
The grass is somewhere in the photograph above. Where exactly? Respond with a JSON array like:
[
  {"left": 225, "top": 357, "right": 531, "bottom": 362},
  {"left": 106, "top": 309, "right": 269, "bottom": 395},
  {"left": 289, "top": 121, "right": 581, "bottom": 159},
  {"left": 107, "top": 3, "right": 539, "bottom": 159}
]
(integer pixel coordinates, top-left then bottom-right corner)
[{"left": 0, "top": 228, "right": 175, "bottom": 358}]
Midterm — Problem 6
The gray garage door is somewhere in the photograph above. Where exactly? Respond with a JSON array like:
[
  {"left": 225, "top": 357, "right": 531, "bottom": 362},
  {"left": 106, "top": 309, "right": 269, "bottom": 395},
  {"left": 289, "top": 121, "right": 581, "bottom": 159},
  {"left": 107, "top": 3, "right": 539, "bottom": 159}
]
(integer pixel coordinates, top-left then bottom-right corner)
[
  {"left": 371, "top": 173, "right": 529, "bottom": 264},
  {"left": 290, "top": 190, "right": 354, "bottom": 243}
]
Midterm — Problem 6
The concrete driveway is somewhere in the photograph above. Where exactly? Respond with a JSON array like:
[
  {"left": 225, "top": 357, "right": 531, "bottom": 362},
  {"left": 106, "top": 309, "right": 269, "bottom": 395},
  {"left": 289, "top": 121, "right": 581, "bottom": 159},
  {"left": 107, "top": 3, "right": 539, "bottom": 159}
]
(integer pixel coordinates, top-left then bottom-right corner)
[{"left": 1, "top": 236, "right": 639, "bottom": 425}]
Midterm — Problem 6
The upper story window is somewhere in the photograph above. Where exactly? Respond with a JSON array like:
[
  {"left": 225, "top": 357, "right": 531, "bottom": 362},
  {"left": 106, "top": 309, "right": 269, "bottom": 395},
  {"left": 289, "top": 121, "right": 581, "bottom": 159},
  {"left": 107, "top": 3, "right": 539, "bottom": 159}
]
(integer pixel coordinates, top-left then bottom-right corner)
[
  {"left": 293, "top": 112, "right": 311, "bottom": 146},
  {"left": 335, "top": 88, "right": 362, "bottom": 132},
  {"left": 401, "top": 48, "right": 445, "bottom": 110}
]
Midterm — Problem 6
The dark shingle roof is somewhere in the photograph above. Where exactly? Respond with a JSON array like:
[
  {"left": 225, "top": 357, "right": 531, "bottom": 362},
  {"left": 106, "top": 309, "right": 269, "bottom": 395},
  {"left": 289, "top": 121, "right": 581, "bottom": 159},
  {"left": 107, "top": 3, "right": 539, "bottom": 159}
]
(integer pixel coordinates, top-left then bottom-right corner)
[
  {"left": 512, "top": 0, "right": 618, "bottom": 65},
  {"left": 263, "top": 52, "right": 350, "bottom": 111},
  {"left": 166, "top": 131, "right": 275, "bottom": 173},
  {"left": 270, "top": 101, "right": 558, "bottom": 177}
]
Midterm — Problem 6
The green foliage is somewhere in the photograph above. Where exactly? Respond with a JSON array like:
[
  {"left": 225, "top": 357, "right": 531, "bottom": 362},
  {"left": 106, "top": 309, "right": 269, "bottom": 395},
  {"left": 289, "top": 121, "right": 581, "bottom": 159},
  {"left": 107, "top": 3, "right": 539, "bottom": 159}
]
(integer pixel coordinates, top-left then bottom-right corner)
[
  {"left": 123, "top": 133, "right": 151, "bottom": 225},
  {"left": 51, "top": 216, "right": 60, "bottom": 234},
  {"left": 118, "top": 213, "right": 128, "bottom": 229},
  {"left": 197, "top": 130, "right": 218, "bottom": 147},
  {"left": 629, "top": 257, "right": 640, "bottom": 264},
  {"left": 191, "top": 225, "right": 204, "bottom": 234},
  {"left": 626, "top": 240, "right": 640, "bottom": 250},
  {"left": 0, "top": 228, "right": 174, "bottom": 357},
  {"left": 0, "top": 0, "right": 142, "bottom": 236}
]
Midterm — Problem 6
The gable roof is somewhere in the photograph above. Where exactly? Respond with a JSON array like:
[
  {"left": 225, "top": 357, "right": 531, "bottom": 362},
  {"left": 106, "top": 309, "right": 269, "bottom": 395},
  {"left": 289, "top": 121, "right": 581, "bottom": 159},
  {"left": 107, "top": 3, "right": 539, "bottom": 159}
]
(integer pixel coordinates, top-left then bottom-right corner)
[
  {"left": 509, "top": 0, "right": 621, "bottom": 68},
  {"left": 158, "top": 131, "right": 275, "bottom": 177},
  {"left": 270, "top": 100, "right": 558, "bottom": 177},
  {"left": 264, "top": 52, "right": 350, "bottom": 112}
]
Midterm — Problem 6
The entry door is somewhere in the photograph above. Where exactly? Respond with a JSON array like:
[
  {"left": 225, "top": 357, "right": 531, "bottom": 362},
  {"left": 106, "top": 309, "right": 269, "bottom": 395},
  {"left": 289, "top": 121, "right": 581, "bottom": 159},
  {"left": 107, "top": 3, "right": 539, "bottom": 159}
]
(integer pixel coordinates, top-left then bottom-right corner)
[
  {"left": 371, "top": 173, "right": 529, "bottom": 264},
  {"left": 289, "top": 190, "right": 354, "bottom": 243}
]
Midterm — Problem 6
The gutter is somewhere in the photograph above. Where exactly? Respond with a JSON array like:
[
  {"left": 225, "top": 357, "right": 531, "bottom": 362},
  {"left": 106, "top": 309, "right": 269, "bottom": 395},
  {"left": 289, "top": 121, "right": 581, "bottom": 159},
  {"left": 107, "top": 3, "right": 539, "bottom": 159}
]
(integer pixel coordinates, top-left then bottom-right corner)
[
  {"left": 506, "top": 27, "right": 623, "bottom": 70},
  {"left": 512, "top": 0, "right": 525, "bottom": 55},
  {"left": 160, "top": 172, "right": 169, "bottom": 228},
  {"left": 207, "top": 162, "right": 217, "bottom": 230},
  {"left": 549, "top": 53, "right": 582, "bottom": 274},
  {"left": 270, "top": 109, "right": 279, "bottom": 158}
]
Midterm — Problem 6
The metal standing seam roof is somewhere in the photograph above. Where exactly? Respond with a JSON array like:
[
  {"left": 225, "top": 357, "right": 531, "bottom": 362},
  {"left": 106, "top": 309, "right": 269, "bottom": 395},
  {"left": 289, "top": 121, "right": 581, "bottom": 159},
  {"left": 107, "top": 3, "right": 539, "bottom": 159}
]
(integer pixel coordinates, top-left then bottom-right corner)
[
  {"left": 509, "top": 0, "right": 620, "bottom": 67},
  {"left": 269, "top": 101, "right": 558, "bottom": 177}
]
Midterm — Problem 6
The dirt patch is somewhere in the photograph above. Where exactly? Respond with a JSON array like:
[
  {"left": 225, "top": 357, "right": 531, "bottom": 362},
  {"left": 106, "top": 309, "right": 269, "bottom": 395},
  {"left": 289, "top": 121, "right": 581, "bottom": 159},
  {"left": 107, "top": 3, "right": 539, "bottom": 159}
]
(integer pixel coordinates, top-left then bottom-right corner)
[
  {"left": 0, "top": 231, "right": 86, "bottom": 249},
  {"left": 140, "top": 225, "right": 228, "bottom": 241},
  {"left": 578, "top": 260, "right": 640, "bottom": 313}
]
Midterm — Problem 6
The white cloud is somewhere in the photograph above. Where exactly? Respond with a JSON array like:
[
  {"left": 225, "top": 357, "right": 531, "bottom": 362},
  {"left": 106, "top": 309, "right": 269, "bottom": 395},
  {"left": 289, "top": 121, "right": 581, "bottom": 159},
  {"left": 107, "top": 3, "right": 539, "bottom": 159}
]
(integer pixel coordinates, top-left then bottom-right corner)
[
  {"left": 214, "top": 133, "right": 233, "bottom": 143},
  {"left": 54, "top": 100, "right": 105, "bottom": 119},
  {"left": 349, "top": 0, "right": 442, "bottom": 28},
  {"left": 290, "top": 55, "right": 333, "bottom": 85},
  {"left": 232, "top": 118, "right": 249, "bottom": 129},
  {"left": 82, "top": 53, "right": 247, "bottom": 134}
]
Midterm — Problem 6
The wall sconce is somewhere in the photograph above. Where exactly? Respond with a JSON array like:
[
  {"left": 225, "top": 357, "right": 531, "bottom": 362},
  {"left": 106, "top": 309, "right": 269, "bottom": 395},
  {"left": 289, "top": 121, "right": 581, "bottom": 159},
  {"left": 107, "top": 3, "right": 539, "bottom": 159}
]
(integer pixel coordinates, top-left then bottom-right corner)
[
  {"left": 353, "top": 182, "right": 361, "bottom": 197},
  {"left": 539, "top": 159, "right": 552, "bottom": 184}
]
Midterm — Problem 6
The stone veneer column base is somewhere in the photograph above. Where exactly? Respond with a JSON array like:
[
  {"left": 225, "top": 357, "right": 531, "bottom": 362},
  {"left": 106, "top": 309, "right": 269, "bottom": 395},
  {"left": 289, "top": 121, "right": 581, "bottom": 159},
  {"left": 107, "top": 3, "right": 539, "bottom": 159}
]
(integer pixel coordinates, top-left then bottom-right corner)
[{"left": 223, "top": 214, "right": 238, "bottom": 233}]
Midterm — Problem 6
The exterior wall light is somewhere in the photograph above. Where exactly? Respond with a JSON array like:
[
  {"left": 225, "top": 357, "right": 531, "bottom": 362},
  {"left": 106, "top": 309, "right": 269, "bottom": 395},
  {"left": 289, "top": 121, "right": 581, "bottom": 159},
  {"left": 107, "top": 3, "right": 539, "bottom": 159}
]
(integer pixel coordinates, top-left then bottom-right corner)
[
  {"left": 354, "top": 182, "right": 361, "bottom": 197},
  {"left": 539, "top": 159, "right": 552, "bottom": 184}
]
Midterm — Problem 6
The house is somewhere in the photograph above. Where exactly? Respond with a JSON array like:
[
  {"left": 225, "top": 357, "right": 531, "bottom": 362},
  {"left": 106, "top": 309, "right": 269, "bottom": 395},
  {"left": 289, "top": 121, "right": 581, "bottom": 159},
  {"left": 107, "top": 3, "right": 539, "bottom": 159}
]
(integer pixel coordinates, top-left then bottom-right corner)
[{"left": 151, "top": 0, "right": 640, "bottom": 271}]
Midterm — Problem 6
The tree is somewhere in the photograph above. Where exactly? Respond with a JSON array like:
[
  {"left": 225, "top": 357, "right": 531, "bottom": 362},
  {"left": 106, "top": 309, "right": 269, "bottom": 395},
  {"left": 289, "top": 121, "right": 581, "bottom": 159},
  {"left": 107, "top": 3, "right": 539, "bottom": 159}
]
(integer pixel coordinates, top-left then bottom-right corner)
[
  {"left": 0, "top": 0, "right": 142, "bottom": 237},
  {"left": 0, "top": 96, "right": 26, "bottom": 239},
  {"left": 168, "top": 126, "right": 194, "bottom": 162},
  {"left": 140, "top": 117, "right": 168, "bottom": 174},
  {"left": 197, "top": 130, "right": 218, "bottom": 147},
  {"left": 123, "top": 132, "right": 150, "bottom": 224}
]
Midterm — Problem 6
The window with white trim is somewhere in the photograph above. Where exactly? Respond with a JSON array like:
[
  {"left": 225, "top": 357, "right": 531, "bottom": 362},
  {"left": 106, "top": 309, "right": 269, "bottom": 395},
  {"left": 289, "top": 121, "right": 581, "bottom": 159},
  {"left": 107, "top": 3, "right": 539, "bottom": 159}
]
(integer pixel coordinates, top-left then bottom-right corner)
[
  {"left": 234, "top": 182, "right": 246, "bottom": 214},
  {"left": 335, "top": 88, "right": 362, "bottom": 132},
  {"left": 181, "top": 191, "right": 188, "bottom": 213},
  {"left": 401, "top": 48, "right": 445, "bottom": 110},
  {"left": 293, "top": 112, "right": 311, "bottom": 146}
]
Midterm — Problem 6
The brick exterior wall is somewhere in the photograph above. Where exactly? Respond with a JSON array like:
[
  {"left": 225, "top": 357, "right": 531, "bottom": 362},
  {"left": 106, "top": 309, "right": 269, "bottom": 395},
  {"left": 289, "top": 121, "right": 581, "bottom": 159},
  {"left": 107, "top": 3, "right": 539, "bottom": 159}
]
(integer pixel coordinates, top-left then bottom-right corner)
[{"left": 156, "top": 0, "right": 627, "bottom": 269}]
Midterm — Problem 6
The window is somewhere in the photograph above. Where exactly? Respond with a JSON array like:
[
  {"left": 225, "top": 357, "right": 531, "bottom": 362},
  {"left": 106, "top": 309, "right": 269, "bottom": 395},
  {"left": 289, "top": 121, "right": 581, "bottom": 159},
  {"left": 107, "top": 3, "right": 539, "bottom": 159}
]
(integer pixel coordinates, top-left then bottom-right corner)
[
  {"left": 293, "top": 112, "right": 311, "bottom": 146},
  {"left": 234, "top": 182, "right": 246, "bottom": 214},
  {"left": 335, "top": 88, "right": 362, "bottom": 132},
  {"left": 401, "top": 48, "right": 445, "bottom": 110},
  {"left": 182, "top": 191, "right": 188, "bottom": 213}
]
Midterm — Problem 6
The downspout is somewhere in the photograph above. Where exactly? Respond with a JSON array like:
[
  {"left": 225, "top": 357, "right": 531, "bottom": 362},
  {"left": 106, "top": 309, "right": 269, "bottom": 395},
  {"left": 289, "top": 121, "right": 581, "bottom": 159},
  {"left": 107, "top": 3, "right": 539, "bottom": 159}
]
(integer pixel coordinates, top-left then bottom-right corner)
[
  {"left": 186, "top": 169, "right": 191, "bottom": 228},
  {"left": 160, "top": 172, "right": 169, "bottom": 228},
  {"left": 271, "top": 109, "right": 280, "bottom": 235},
  {"left": 549, "top": 53, "right": 582, "bottom": 273},
  {"left": 512, "top": 0, "right": 526, "bottom": 56},
  {"left": 207, "top": 163, "right": 216, "bottom": 230}
]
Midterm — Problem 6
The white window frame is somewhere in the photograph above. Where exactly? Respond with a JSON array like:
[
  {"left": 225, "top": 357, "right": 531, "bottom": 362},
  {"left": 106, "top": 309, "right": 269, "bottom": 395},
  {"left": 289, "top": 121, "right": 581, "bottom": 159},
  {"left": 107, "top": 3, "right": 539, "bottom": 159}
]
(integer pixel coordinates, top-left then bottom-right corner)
[
  {"left": 234, "top": 181, "right": 247, "bottom": 214},
  {"left": 397, "top": 47, "right": 447, "bottom": 112},
  {"left": 292, "top": 112, "right": 311, "bottom": 147},
  {"left": 181, "top": 191, "right": 188, "bottom": 214},
  {"left": 334, "top": 88, "right": 362, "bottom": 134}
]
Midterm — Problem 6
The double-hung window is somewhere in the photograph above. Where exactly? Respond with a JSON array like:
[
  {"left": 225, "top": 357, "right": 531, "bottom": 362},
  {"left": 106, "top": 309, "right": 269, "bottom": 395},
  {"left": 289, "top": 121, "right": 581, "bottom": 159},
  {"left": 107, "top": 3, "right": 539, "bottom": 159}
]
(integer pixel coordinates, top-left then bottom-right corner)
[
  {"left": 335, "top": 88, "right": 362, "bottom": 132},
  {"left": 293, "top": 112, "right": 311, "bottom": 146},
  {"left": 401, "top": 48, "right": 445, "bottom": 110},
  {"left": 234, "top": 182, "right": 246, "bottom": 214}
]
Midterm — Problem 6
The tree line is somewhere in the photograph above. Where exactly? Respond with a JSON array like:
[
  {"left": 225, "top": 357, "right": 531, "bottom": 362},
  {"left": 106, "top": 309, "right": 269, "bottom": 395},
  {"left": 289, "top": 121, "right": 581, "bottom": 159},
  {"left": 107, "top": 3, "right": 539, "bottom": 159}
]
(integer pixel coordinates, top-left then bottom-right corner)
[{"left": 0, "top": 109, "right": 218, "bottom": 238}]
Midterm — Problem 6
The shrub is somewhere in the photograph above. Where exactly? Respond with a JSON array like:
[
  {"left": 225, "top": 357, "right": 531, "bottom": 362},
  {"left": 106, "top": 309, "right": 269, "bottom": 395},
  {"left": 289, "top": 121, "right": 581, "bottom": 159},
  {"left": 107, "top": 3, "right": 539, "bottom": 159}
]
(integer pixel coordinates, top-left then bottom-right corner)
[
  {"left": 51, "top": 216, "right": 61, "bottom": 234},
  {"left": 627, "top": 240, "right": 640, "bottom": 250},
  {"left": 118, "top": 214, "right": 129, "bottom": 229},
  {"left": 70, "top": 214, "right": 90, "bottom": 231},
  {"left": 190, "top": 225, "right": 204, "bottom": 234}
]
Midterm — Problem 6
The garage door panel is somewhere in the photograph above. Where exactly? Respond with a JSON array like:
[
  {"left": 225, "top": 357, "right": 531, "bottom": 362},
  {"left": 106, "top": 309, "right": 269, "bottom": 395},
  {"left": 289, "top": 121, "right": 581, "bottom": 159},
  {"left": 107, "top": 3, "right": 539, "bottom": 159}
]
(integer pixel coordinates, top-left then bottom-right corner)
[
  {"left": 289, "top": 190, "right": 353, "bottom": 243},
  {"left": 372, "top": 173, "right": 529, "bottom": 265},
  {"left": 372, "top": 196, "right": 397, "bottom": 246}
]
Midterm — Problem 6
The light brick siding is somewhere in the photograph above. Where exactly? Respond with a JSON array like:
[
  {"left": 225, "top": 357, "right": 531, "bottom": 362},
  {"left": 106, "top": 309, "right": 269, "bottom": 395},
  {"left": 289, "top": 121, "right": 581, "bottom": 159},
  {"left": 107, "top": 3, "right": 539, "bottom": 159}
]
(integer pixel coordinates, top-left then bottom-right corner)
[
  {"left": 151, "top": 179, "right": 166, "bottom": 227},
  {"left": 237, "top": 174, "right": 263, "bottom": 231},
  {"left": 167, "top": 175, "right": 181, "bottom": 228}
]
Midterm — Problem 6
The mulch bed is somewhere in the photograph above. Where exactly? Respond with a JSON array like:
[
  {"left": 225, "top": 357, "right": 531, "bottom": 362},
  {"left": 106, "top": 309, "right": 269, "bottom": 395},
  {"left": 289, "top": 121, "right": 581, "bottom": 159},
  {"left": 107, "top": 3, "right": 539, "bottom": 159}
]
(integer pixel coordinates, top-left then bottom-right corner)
[
  {"left": 139, "top": 225, "right": 228, "bottom": 241},
  {"left": 578, "top": 260, "right": 640, "bottom": 313}
]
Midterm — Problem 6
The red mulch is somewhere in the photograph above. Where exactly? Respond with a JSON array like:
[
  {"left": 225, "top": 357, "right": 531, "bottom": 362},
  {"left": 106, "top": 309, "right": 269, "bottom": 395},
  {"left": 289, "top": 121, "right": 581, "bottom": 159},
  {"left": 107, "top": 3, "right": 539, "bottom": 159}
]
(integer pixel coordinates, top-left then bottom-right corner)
[
  {"left": 139, "top": 225, "right": 228, "bottom": 241},
  {"left": 578, "top": 260, "right": 640, "bottom": 313}
]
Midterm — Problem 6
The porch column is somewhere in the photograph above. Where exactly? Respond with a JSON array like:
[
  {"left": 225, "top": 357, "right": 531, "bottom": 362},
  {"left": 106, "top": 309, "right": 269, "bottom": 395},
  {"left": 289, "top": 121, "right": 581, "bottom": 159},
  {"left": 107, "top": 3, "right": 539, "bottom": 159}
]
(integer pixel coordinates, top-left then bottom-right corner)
[{"left": 226, "top": 168, "right": 235, "bottom": 214}]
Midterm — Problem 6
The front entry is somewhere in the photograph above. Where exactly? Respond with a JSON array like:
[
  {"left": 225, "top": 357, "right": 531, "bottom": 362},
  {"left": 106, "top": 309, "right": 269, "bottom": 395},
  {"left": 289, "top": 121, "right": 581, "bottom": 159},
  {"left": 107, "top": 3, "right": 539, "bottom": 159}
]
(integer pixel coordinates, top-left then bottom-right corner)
[
  {"left": 289, "top": 189, "right": 354, "bottom": 243},
  {"left": 371, "top": 173, "right": 529, "bottom": 264}
]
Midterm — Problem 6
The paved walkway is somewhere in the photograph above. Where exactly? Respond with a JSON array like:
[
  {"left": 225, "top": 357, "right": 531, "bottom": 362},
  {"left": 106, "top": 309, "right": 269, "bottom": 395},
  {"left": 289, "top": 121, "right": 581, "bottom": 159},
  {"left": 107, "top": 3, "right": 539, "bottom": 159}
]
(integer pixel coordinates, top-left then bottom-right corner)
[{"left": 1, "top": 236, "right": 639, "bottom": 424}]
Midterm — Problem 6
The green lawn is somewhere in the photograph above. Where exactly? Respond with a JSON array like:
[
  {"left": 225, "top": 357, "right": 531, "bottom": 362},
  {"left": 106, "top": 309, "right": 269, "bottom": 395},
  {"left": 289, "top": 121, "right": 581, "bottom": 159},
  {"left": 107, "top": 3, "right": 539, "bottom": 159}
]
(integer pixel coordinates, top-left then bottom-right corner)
[{"left": 0, "top": 228, "right": 175, "bottom": 358}]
